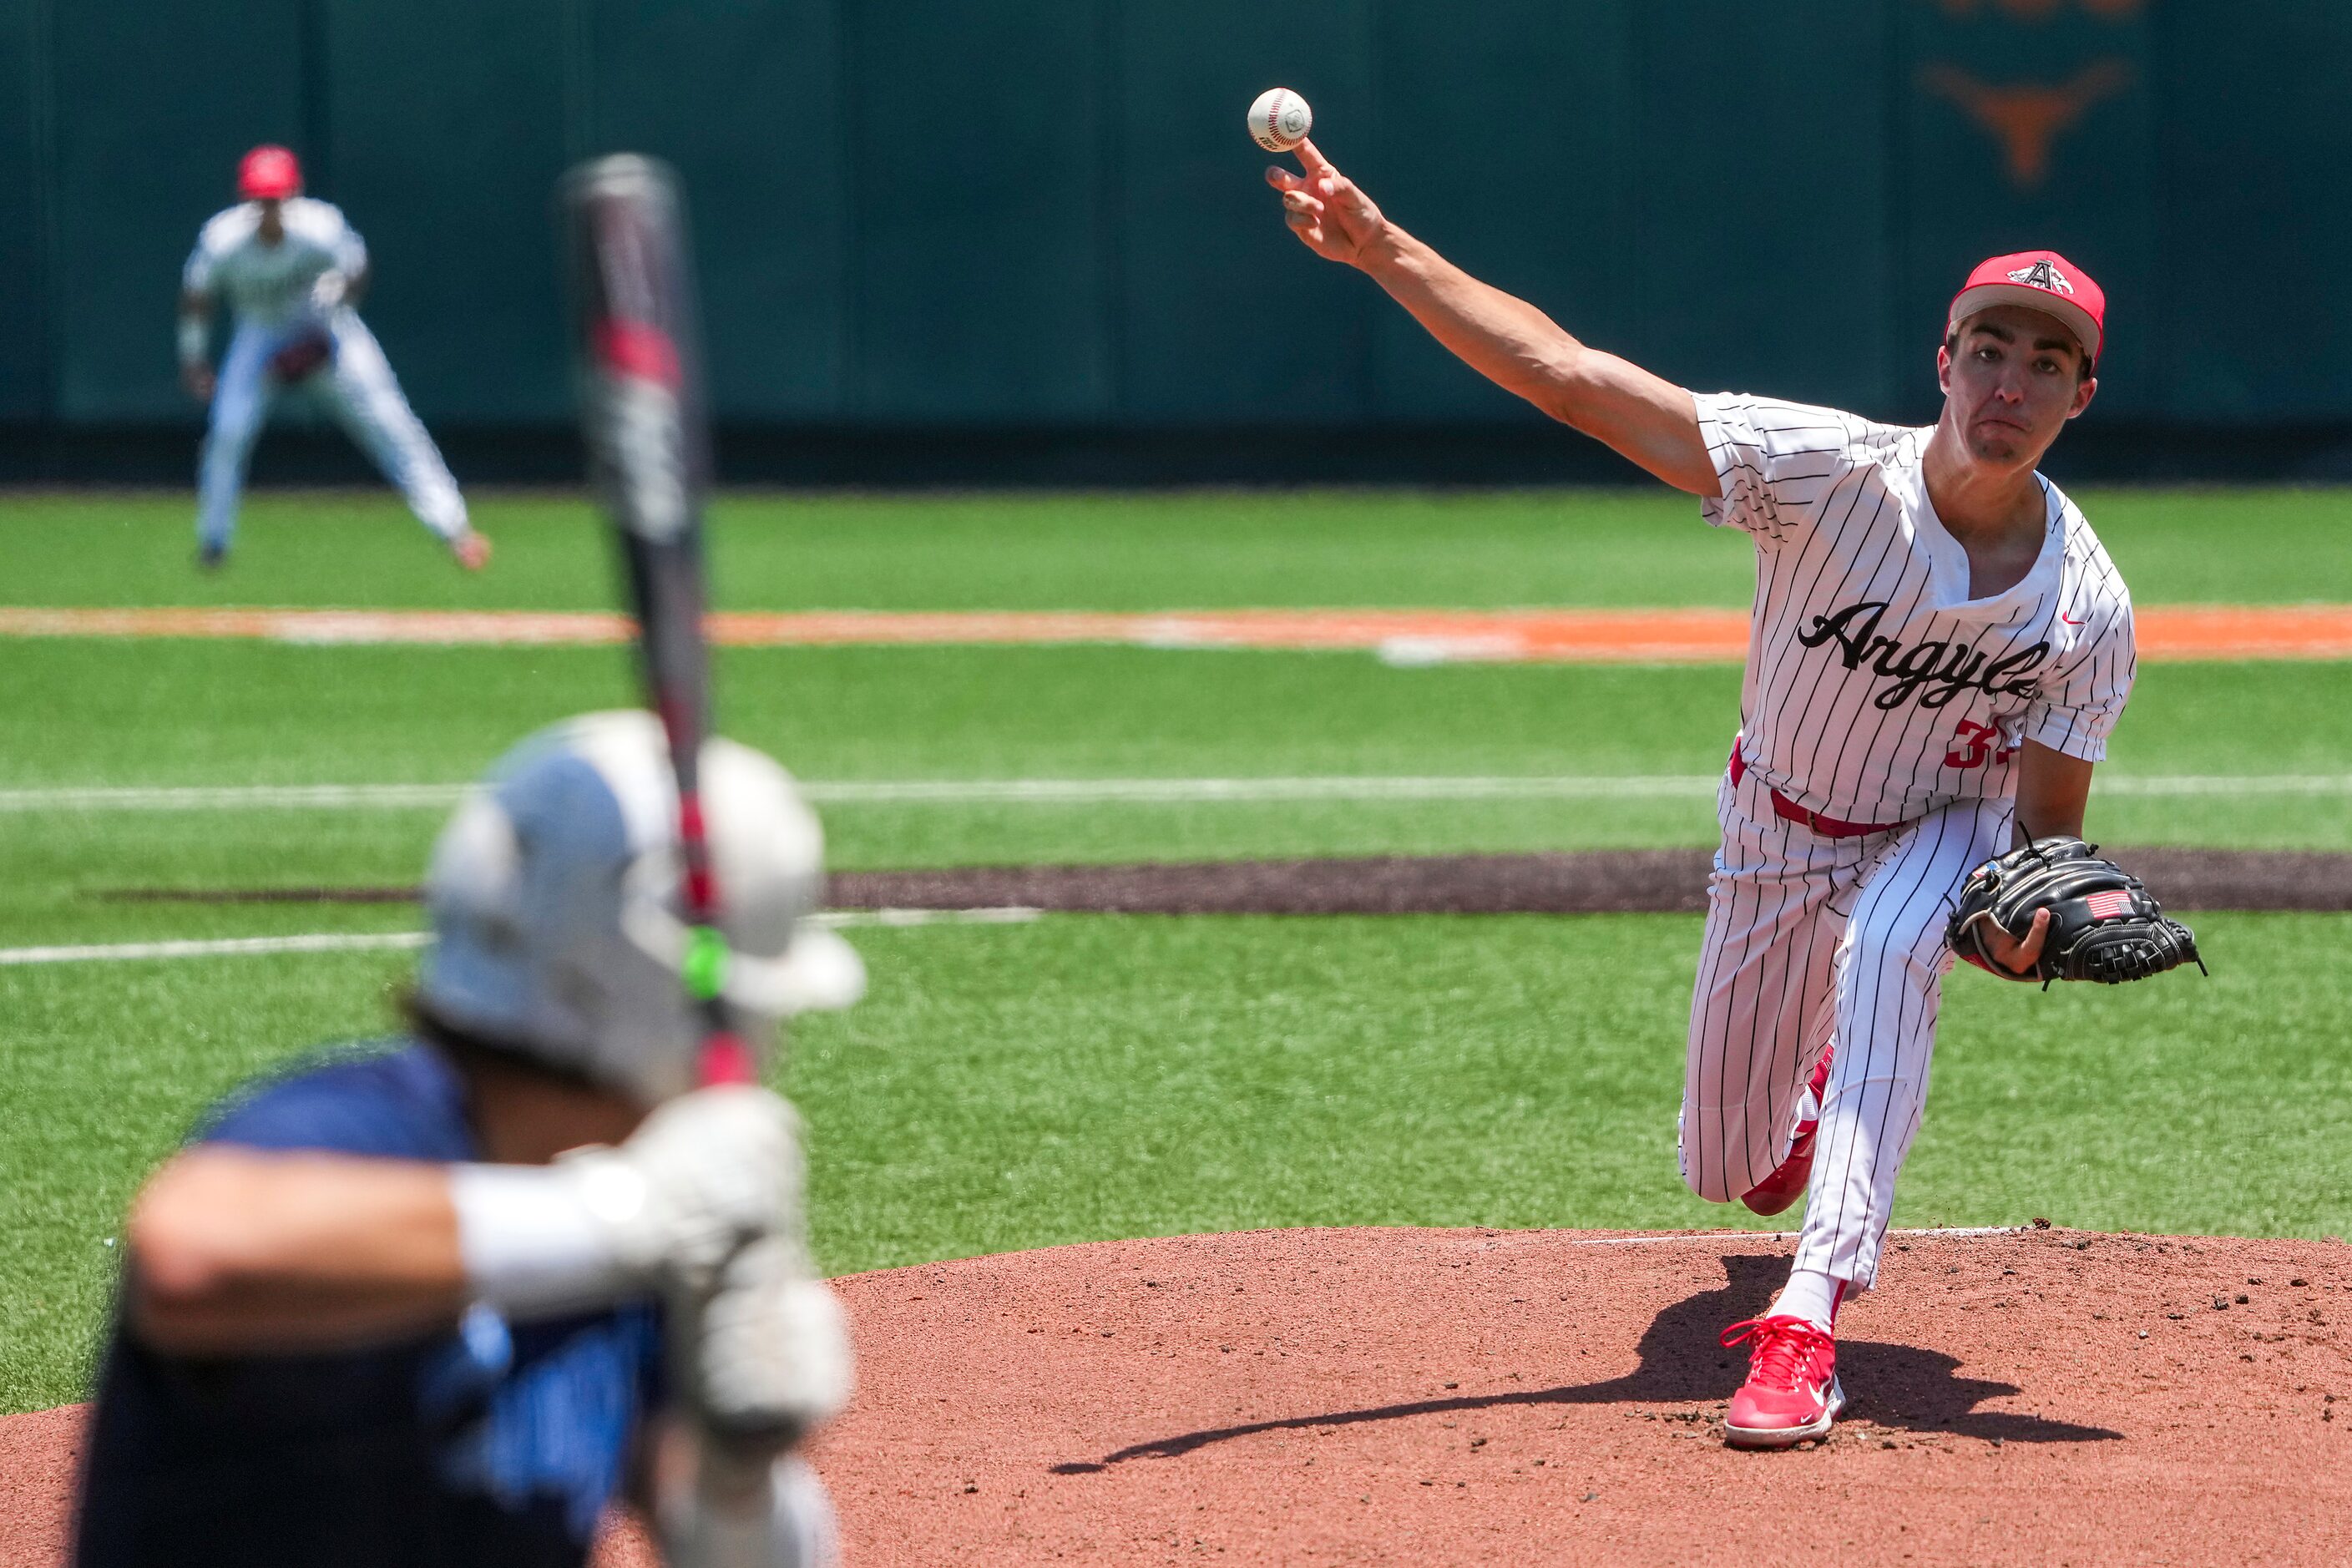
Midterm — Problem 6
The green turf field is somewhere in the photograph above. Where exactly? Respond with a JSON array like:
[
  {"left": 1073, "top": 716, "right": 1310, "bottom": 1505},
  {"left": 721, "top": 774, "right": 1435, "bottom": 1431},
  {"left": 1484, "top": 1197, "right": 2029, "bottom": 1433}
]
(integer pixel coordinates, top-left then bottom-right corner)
[
  {"left": 4, "top": 912, "right": 2344, "bottom": 1414},
  {"left": 3, "top": 489, "right": 2349, "bottom": 1415},
  {"left": 8, "top": 484, "right": 2352, "bottom": 610}
]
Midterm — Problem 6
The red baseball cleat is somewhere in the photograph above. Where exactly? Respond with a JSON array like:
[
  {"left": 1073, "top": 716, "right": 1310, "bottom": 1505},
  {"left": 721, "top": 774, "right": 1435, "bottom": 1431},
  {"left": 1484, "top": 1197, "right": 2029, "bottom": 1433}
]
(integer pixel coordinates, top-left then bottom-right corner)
[
  {"left": 1741, "top": 1045, "right": 1834, "bottom": 1216},
  {"left": 1720, "top": 1314, "right": 1844, "bottom": 1449}
]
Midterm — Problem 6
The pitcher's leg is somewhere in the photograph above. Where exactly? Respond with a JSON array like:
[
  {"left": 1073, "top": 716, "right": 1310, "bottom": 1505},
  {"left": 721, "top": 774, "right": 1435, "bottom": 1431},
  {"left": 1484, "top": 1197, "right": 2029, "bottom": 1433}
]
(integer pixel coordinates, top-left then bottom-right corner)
[
  {"left": 1681, "top": 837, "right": 1843, "bottom": 1204},
  {"left": 1731, "top": 931, "right": 1844, "bottom": 1217},
  {"left": 1793, "top": 801, "right": 2015, "bottom": 1288},
  {"left": 1725, "top": 804, "right": 2011, "bottom": 1449}
]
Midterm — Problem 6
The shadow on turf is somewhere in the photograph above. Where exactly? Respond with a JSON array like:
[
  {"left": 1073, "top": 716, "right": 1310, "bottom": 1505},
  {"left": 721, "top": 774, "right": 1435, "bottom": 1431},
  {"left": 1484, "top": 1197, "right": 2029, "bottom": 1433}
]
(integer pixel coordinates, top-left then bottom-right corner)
[{"left": 1047, "top": 1252, "right": 2117, "bottom": 1472}]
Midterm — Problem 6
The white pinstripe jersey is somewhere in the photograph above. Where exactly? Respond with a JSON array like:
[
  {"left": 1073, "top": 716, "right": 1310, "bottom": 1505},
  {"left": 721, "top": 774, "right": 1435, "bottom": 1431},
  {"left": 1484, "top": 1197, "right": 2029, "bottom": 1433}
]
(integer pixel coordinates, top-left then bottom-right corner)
[{"left": 1695, "top": 392, "right": 2135, "bottom": 825}]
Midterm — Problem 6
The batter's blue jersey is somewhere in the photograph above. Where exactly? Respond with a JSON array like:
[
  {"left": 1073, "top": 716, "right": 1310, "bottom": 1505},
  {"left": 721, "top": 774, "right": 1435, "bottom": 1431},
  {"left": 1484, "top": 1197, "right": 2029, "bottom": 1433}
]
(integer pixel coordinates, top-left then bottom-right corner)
[{"left": 74, "top": 1042, "right": 664, "bottom": 1568}]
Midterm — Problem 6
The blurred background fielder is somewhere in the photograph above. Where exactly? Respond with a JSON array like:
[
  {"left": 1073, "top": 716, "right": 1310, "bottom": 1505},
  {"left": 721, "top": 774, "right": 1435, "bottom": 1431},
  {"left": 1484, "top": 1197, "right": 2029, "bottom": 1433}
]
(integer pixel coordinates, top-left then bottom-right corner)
[{"left": 177, "top": 144, "right": 488, "bottom": 572}]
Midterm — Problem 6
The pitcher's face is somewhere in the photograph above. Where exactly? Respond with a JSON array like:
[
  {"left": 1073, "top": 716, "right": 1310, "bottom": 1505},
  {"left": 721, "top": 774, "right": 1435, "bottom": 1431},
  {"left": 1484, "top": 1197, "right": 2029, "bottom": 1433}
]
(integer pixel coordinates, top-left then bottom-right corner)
[{"left": 1937, "top": 304, "right": 2097, "bottom": 469}]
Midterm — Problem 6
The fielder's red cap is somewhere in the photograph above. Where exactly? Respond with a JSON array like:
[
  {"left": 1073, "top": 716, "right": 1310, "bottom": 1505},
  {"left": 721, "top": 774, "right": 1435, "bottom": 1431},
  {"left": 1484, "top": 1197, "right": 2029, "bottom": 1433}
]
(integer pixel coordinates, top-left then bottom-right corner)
[
  {"left": 237, "top": 144, "right": 303, "bottom": 201},
  {"left": 1948, "top": 250, "right": 2103, "bottom": 367}
]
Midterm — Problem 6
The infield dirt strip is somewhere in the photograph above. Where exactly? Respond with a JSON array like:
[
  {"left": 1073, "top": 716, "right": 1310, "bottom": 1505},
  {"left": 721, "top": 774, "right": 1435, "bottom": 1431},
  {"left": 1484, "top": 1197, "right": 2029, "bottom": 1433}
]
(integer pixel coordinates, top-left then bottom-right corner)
[
  {"left": 105, "top": 847, "right": 2352, "bottom": 914},
  {"left": 5, "top": 1228, "right": 2346, "bottom": 1565}
]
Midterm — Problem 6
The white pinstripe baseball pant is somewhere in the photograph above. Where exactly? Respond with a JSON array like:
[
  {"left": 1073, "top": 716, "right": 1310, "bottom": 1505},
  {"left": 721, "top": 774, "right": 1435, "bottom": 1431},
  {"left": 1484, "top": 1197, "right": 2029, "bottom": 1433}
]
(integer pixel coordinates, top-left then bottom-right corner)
[{"left": 1679, "top": 752, "right": 2014, "bottom": 1289}]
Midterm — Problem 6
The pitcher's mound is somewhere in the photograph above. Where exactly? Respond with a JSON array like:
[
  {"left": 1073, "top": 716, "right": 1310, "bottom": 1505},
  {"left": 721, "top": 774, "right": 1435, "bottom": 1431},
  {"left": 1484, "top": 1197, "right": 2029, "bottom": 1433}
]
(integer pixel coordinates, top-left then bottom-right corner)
[
  {"left": 6, "top": 1227, "right": 2346, "bottom": 1565},
  {"left": 817, "top": 1226, "right": 2350, "bottom": 1565}
]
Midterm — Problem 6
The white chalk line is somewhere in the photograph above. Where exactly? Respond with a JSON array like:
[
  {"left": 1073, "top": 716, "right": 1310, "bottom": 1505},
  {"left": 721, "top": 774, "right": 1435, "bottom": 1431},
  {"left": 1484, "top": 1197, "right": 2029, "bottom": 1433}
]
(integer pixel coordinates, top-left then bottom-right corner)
[
  {"left": 3, "top": 774, "right": 2349, "bottom": 812},
  {"left": 0, "top": 908, "right": 1043, "bottom": 966},
  {"left": 816, "top": 906, "right": 1041, "bottom": 929},
  {"left": 0, "top": 931, "right": 432, "bottom": 965},
  {"left": 0, "top": 783, "right": 474, "bottom": 811},
  {"left": 812, "top": 776, "right": 1719, "bottom": 803}
]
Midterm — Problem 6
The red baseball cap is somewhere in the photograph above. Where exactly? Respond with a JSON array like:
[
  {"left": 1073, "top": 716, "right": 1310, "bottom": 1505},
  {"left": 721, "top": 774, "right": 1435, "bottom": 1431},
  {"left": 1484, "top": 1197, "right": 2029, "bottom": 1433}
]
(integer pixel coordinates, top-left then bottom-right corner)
[
  {"left": 237, "top": 144, "right": 303, "bottom": 201},
  {"left": 1947, "top": 250, "right": 2103, "bottom": 367}
]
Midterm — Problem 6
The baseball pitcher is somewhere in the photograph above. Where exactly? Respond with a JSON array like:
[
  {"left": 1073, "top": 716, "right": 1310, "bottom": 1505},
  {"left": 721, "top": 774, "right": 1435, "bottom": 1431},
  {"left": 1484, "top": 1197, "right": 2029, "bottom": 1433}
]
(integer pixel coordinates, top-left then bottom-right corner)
[
  {"left": 1266, "top": 140, "right": 2195, "bottom": 1448},
  {"left": 74, "top": 713, "right": 866, "bottom": 1565},
  {"left": 178, "top": 144, "right": 489, "bottom": 571}
]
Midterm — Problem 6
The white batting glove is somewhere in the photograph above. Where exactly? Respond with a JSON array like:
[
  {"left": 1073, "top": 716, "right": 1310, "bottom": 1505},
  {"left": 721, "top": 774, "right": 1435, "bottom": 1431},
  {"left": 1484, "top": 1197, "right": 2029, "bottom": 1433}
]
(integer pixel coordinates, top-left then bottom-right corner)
[
  {"left": 308, "top": 270, "right": 349, "bottom": 311},
  {"left": 660, "top": 1454, "right": 839, "bottom": 1568},
  {"left": 559, "top": 1085, "right": 801, "bottom": 1296},
  {"left": 695, "top": 1235, "right": 854, "bottom": 1452}
]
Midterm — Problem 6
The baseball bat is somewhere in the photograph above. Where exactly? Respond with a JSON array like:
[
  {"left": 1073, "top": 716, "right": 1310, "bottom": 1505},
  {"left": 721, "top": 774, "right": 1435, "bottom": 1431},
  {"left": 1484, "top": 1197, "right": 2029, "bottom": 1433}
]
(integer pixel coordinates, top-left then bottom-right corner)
[
  {"left": 559, "top": 153, "right": 754, "bottom": 1090},
  {"left": 561, "top": 153, "right": 774, "bottom": 1560}
]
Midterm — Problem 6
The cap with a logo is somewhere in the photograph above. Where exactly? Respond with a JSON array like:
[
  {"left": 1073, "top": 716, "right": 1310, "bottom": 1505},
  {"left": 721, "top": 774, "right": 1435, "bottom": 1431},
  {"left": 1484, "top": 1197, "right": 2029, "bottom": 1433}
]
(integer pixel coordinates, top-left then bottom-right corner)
[
  {"left": 236, "top": 144, "right": 303, "bottom": 202},
  {"left": 1948, "top": 250, "right": 2103, "bottom": 367}
]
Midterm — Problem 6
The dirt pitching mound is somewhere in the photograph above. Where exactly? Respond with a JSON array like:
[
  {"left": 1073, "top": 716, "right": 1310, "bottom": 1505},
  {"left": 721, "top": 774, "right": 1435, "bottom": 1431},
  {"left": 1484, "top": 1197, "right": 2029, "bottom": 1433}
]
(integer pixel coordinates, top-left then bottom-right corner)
[
  {"left": 8, "top": 1227, "right": 2348, "bottom": 1565},
  {"left": 814, "top": 1227, "right": 2352, "bottom": 1565}
]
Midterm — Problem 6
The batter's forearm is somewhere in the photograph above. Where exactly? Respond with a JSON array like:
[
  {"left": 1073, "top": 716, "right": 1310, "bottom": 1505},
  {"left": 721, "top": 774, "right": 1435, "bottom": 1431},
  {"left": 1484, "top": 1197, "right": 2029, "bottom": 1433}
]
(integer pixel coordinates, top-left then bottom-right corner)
[
  {"left": 1359, "top": 231, "right": 1717, "bottom": 494},
  {"left": 127, "top": 1150, "right": 469, "bottom": 1353},
  {"left": 130, "top": 1277, "right": 468, "bottom": 1355}
]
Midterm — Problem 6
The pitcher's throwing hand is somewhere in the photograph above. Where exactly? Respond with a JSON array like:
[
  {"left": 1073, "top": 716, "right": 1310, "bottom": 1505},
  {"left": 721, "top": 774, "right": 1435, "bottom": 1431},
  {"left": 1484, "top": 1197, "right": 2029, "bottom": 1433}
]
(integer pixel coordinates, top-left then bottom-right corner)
[{"left": 1264, "top": 140, "right": 1388, "bottom": 266}]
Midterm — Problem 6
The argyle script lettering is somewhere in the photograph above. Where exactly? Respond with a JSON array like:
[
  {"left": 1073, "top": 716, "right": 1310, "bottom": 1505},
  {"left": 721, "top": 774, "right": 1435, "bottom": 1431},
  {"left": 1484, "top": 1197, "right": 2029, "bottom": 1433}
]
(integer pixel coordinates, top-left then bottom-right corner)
[{"left": 1795, "top": 600, "right": 2048, "bottom": 711}]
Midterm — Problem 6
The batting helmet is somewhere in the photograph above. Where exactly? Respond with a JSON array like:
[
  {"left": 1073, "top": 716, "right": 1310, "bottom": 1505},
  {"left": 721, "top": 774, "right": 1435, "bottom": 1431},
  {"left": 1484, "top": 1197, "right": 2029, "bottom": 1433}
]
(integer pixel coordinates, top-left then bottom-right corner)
[
  {"left": 417, "top": 711, "right": 864, "bottom": 1103},
  {"left": 236, "top": 144, "right": 303, "bottom": 201}
]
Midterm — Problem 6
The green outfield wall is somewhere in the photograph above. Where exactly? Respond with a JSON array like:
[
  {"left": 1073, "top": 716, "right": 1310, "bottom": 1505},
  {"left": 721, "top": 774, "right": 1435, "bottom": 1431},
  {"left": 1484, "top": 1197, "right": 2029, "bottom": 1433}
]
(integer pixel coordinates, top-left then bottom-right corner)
[{"left": 1, "top": 0, "right": 2345, "bottom": 437}]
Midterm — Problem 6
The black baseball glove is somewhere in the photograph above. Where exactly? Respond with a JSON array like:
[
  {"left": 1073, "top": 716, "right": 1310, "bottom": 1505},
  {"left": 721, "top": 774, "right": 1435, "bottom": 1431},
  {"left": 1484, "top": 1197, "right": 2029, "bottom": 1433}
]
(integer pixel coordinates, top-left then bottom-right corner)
[
  {"left": 1947, "top": 837, "right": 2205, "bottom": 986},
  {"left": 267, "top": 329, "right": 335, "bottom": 382}
]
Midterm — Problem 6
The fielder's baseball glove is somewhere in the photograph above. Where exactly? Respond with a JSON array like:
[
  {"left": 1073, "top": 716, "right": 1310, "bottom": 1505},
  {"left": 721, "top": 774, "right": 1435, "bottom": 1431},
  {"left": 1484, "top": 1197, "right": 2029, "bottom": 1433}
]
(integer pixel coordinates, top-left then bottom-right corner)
[
  {"left": 267, "top": 329, "right": 334, "bottom": 382},
  {"left": 1948, "top": 837, "right": 2205, "bottom": 986}
]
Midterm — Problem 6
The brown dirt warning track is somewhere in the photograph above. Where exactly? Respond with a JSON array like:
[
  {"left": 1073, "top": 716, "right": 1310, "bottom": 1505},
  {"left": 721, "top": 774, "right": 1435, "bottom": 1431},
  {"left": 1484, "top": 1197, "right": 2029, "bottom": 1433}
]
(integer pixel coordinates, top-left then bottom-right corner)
[{"left": 8, "top": 1227, "right": 2349, "bottom": 1565}]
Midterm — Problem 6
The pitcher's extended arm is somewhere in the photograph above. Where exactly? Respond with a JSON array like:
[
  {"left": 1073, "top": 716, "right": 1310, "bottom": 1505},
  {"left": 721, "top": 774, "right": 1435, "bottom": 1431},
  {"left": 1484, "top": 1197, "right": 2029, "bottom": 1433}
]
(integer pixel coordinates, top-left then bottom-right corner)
[{"left": 1267, "top": 139, "right": 1717, "bottom": 496}]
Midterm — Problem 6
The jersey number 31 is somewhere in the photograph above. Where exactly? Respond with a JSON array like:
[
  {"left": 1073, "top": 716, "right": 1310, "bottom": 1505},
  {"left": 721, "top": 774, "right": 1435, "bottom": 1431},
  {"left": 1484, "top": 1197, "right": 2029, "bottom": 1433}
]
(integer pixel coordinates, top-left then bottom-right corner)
[{"left": 1944, "top": 719, "right": 2016, "bottom": 771}]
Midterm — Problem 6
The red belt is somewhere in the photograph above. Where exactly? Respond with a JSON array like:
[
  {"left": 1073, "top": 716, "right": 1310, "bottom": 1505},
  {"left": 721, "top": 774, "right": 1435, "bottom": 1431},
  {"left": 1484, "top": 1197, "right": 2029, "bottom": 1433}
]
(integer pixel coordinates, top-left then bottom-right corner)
[{"left": 1727, "top": 745, "right": 1911, "bottom": 839}]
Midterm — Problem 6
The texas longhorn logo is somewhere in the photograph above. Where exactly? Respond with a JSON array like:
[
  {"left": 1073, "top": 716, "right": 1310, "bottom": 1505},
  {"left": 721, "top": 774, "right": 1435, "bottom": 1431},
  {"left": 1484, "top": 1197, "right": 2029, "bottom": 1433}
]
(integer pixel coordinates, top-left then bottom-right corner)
[{"left": 2006, "top": 258, "right": 2074, "bottom": 296}]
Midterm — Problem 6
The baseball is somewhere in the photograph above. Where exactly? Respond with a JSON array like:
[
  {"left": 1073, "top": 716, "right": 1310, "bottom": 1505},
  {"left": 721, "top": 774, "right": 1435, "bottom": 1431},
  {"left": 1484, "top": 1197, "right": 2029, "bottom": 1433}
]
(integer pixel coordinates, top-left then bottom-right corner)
[{"left": 1247, "top": 87, "right": 1313, "bottom": 154}]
